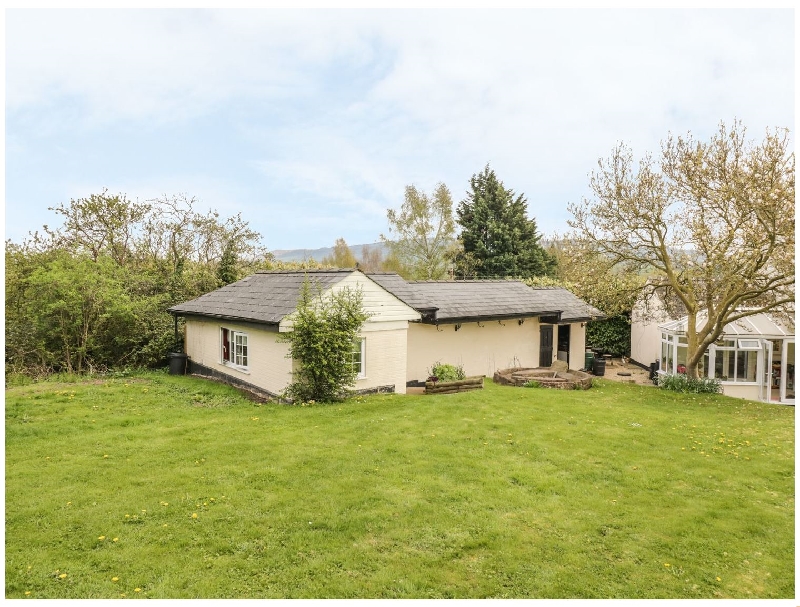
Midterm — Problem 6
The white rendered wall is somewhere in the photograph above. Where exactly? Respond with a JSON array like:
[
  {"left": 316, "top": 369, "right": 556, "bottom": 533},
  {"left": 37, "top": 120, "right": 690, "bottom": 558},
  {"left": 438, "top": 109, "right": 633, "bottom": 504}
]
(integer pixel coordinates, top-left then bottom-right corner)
[
  {"left": 185, "top": 318, "right": 292, "bottom": 395},
  {"left": 406, "top": 320, "right": 540, "bottom": 383},
  {"left": 356, "top": 323, "right": 409, "bottom": 394}
]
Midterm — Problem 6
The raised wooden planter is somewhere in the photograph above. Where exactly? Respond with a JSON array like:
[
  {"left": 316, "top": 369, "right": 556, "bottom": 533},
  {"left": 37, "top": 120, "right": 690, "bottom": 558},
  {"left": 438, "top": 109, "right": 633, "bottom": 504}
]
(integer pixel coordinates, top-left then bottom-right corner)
[{"left": 425, "top": 375, "right": 484, "bottom": 395}]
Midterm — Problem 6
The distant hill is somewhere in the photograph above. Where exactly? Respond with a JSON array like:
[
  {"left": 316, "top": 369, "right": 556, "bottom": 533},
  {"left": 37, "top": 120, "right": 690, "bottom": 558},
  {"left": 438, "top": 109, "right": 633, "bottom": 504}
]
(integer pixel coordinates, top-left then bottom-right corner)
[{"left": 270, "top": 242, "right": 389, "bottom": 263}]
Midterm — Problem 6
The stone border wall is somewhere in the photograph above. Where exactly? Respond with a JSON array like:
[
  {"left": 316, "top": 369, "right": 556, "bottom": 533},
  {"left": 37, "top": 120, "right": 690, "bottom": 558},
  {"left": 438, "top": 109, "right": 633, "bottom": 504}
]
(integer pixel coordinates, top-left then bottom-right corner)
[{"left": 493, "top": 367, "right": 593, "bottom": 390}]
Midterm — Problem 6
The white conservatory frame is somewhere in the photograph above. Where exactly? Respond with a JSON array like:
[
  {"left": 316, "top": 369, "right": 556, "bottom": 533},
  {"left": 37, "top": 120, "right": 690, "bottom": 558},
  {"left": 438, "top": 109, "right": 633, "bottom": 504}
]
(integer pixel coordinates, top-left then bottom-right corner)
[{"left": 658, "top": 312, "right": 794, "bottom": 405}]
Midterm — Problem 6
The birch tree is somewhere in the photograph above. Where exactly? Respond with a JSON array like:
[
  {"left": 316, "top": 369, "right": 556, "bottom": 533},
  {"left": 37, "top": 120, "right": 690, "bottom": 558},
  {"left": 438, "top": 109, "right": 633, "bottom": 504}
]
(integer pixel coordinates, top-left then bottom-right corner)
[
  {"left": 568, "top": 120, "right": 794, "bottom": 378},
  {"left": 381, "top": 183, "right": 456, "bottom": 280}
]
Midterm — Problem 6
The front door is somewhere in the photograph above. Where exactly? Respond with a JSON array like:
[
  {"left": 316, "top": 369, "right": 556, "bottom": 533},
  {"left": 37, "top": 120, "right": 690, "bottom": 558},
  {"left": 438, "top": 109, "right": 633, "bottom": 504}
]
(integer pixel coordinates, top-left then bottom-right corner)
[{"left": 540, "top": 325, "right": 553, "bottom": 368}]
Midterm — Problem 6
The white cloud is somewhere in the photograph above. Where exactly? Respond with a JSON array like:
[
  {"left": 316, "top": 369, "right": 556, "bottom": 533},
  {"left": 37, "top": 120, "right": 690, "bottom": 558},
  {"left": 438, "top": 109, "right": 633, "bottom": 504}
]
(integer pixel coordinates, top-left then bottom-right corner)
[{"left": 5, "top": 8, "right": 794, "bottom": 249}]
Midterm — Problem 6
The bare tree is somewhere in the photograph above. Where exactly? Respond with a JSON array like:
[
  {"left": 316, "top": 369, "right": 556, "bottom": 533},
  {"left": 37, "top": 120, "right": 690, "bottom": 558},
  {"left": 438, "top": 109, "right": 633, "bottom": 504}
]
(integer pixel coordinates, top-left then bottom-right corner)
[{"left": 568, "top": 120, "right": 794, "bottom": 378}]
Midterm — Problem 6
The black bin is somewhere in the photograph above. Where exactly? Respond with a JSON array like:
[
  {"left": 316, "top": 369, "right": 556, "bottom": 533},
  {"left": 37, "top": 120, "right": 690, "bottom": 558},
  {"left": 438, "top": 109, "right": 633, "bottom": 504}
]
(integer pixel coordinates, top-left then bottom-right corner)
[
  {"left": 584, "top": 351, "right": 595, "bottom": 371},
  {"left": 168, "top": 352, "right": 188, "bottom": 375},
  {"left": 593, "top": 357, "right": 606, "bottom": 377}
]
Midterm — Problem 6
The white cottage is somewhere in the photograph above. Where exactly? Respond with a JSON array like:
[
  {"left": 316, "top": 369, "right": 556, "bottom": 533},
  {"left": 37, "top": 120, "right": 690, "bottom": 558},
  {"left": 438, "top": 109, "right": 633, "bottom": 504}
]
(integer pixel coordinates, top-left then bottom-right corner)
[
  {"left": 169, "top": 270, "right": 420, "bottom": 397},
  {"left": 169, "top": 269, "right": 603, "bottom": 398}
]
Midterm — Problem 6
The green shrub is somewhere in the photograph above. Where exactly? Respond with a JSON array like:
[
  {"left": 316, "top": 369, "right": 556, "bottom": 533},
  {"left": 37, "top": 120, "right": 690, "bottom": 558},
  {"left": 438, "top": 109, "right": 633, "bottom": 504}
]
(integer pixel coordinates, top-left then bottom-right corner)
[
  {"left": 657, "top": 373, "right": 722, "bottom": 394},
  {"left": 586, "top": 315, "right": 631, "bottom": 357},
  {"left": 279, "top": 280, "right": 370, "bottom": 403},
  {"left": 428, "top": 362, "right": 465, "bottom": 382},
  {"left": 522, "top": 380, "right": 541, "bottom": 388}
]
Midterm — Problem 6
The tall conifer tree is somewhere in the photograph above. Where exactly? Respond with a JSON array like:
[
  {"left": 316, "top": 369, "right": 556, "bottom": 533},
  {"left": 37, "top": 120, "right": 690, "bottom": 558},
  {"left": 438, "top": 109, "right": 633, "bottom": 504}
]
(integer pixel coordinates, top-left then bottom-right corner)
[{"left": 455, "top": 165, "right": 555, "bottom": 278}]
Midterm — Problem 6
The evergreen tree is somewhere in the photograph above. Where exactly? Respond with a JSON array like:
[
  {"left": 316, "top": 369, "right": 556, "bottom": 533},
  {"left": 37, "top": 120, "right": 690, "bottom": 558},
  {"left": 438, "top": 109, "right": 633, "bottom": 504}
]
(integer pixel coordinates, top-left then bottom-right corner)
[
  {"left": 216, "top": 238, "right": 239, "bottom": 285},
  {"left": 455, "top": 165, "right": 555, "bottom": 278}
]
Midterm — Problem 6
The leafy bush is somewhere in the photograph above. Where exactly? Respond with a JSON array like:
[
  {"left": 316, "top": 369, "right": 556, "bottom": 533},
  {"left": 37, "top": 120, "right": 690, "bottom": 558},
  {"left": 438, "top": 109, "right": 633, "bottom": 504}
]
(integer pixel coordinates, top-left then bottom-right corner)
[
  {"left": 279, "top": 280, "right": 370, "bottom": 403},
  {"left": 657, "top": 373, "right": 722, "bottom": 394},
  {"left": 427, "top": 362, "right": 465, "bottom": 382},
  {"left": 586, "top": 315, "right": 631, "bottom": 357},
  {"left": 522, "top": 380, "right": 541, "bottom": 388}
]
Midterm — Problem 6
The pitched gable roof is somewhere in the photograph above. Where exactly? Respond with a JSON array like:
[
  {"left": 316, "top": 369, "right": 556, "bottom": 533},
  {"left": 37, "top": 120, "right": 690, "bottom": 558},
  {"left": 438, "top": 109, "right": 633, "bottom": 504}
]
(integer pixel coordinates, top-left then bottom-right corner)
[
  {"left": 168, "top": 269, "right": 353, "bottom": 325},
  {"left": 364, "top": 273, "right": 438, "bottom": 314},
  {"left": 169, "top": 269, "right": 604, "bottom": 327}
]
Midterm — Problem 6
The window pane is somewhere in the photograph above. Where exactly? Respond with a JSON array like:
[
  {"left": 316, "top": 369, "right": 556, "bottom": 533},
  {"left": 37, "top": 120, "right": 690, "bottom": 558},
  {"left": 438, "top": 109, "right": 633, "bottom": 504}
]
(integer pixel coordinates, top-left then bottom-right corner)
[
  {"left": 736, "top": 350, "right": 757, "bottom": 382},
  {"left": 716, "top": 349, "right": 732, "bottom": 380},
  {"left": 234, "top": 333, "right": 248, "bottom": 367},
  {"left": 351, "top": 339, "right": 364, "bottom": 376},
  {"left": 700, "top": 351, "right": 710, "bottom": 378},
  {"left": 661, "top": 341, "right": 670, "bottom": 372},
  {"left": 676, "top": 345, "right": 687, "bottom": 374}
]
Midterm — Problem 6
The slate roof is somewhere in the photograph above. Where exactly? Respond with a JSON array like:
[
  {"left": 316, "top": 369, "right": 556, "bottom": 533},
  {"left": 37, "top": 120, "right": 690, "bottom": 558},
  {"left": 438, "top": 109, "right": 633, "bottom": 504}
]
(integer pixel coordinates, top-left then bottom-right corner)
[
  {"left": 169, "top": 269, "right": 605, "bottom": 326},
  {"left": 364, "top": 273, "right": 438, "bottom": 313},
  {"left": 521, "top": 286, "right": 606, "bottom": 323},
  {"left": 397, "top": 281, "right": 603, "bottom": 323},
  {"left": 168, "top": 269, "right": 353, "bottom": 325}
]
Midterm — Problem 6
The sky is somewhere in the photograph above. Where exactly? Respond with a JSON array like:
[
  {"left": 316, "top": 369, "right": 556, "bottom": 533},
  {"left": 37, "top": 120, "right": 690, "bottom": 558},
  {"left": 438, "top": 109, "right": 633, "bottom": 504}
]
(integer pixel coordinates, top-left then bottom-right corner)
[{"left": 4, "top": 8, "right": 795, "bottom": 252}]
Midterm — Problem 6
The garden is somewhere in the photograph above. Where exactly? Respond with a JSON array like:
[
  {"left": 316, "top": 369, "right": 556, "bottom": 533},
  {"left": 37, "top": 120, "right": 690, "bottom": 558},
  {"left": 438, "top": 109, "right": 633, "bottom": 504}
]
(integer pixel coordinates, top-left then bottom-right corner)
[{"left": 5, "top": 372, "right": 794, "bottom": 599}]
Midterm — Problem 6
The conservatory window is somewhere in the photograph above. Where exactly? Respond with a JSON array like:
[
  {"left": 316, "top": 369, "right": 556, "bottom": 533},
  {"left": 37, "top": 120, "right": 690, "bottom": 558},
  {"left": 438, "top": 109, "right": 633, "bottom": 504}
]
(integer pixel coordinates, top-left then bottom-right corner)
[
  {"left": 712, "top": 339, "right": 758, "bottom": 383},
  {"left": 738, "top": 339, "right": 761, "bottom": 350}
]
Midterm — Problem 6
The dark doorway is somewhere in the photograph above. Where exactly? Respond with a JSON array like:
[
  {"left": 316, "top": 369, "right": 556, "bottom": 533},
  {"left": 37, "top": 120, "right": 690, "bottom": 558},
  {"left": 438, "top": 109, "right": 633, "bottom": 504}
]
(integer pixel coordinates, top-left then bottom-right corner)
[
  {"left": 557, "top": 324, "right": 570, "bottom": 366},
  {"left": 540, "top": 325, "right": 553, "bottom": 367}
]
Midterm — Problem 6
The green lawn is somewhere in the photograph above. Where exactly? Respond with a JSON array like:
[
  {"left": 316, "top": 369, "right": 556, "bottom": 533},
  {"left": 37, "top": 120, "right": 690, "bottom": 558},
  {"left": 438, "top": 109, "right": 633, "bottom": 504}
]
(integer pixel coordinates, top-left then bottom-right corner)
[{"left": 5, "top": 373, "right": 794, "bottom": 598}]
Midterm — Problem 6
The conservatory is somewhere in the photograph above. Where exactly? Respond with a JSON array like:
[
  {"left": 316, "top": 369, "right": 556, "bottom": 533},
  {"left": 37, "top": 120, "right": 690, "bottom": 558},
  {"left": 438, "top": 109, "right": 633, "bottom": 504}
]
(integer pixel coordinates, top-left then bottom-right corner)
[{"left": 658, "top": 312, "right": 794, "bottom": 404}]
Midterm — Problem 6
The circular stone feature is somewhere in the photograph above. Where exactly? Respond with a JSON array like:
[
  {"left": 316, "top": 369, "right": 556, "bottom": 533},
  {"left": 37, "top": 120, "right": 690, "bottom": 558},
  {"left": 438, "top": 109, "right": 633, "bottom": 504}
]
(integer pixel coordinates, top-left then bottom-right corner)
[{"left": 493, "top": 367, "right": 593, "bottom": 390}]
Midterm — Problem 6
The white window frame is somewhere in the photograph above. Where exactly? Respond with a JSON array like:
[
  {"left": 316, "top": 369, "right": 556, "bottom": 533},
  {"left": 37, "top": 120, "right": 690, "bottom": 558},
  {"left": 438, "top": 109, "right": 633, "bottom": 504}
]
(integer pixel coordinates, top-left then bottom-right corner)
[
  {"left": 352, "top": 338, "right": 366, "bottom": 379},
  {"left": 221, "top": 327, "right": 249, "bottom": 371}
]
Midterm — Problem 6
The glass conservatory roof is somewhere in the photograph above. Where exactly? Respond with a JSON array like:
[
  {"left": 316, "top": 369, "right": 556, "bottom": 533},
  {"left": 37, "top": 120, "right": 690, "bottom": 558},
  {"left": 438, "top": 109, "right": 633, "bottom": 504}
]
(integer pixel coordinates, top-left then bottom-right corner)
[{"left": 659, "top": 311, "right": 794, "bottom": 338}]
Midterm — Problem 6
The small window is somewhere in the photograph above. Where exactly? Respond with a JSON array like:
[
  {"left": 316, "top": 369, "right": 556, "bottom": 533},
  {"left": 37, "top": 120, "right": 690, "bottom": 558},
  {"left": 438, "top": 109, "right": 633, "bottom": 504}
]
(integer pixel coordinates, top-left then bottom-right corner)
[
  {"left": 351, "top": 338, "right": 366, "bottom": 379},
  {"left": 221, "top": 328, "right": 248, "bottom": 369},
  {"left": 737, "top": 339, "right": 761, "bottom": 350}
]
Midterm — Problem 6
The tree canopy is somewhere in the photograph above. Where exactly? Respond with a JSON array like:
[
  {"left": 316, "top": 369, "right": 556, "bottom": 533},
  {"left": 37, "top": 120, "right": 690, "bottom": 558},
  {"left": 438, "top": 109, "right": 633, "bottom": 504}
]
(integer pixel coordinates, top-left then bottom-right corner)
[
  {"left": 568, "top": 120, "right": 794, "bottom": 378},
  {"left": 321, "top": 237, "right": 358, "bottom": 269},
  {"left": 6, "top": 192, "right": 271, "bottom": 378},
  {"left": 455, "top": 165, "right": 555, "bottom": 279},
  {"left": 381, "top": 183, "right": 456, "bottom": 280}
]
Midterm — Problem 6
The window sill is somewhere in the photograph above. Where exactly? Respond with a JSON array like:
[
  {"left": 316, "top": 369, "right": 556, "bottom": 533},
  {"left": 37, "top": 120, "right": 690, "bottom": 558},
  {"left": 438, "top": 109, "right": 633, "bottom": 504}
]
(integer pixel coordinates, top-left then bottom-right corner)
[{"left": 221, "top": 362, "right": 250, "bottom": 375}]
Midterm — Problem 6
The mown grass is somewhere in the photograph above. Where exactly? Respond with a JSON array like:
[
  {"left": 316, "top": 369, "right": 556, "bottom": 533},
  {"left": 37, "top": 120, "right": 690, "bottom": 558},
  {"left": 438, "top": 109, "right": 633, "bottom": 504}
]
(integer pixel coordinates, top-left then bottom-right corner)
[{"left": 5, "top": 373, "right": 794, "bottom": 598}]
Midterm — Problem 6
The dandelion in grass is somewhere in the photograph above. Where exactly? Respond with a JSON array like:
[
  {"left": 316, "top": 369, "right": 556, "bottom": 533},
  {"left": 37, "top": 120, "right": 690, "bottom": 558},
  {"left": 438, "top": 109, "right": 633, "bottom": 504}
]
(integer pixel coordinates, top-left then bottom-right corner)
[
  {"left": 134, "top": 588, "right": 141, "bottom": 593},
  {"left": 112, "top": 537, "right": 118, "bottom": 542},
  {"left": 191, "top": 513, "right": 198, "bottom": 519},
  {"left": 59, "top": 573, "right": 67, "bottom": 579},
  {"left": 112, "top": 577, "right": 119, "bottom": 582},
  {"left": 24, "top": 591, "right": 31, "bottom": 596},
  {"left": 98, "top": 535, "right": 106, "bottom": 541}
]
